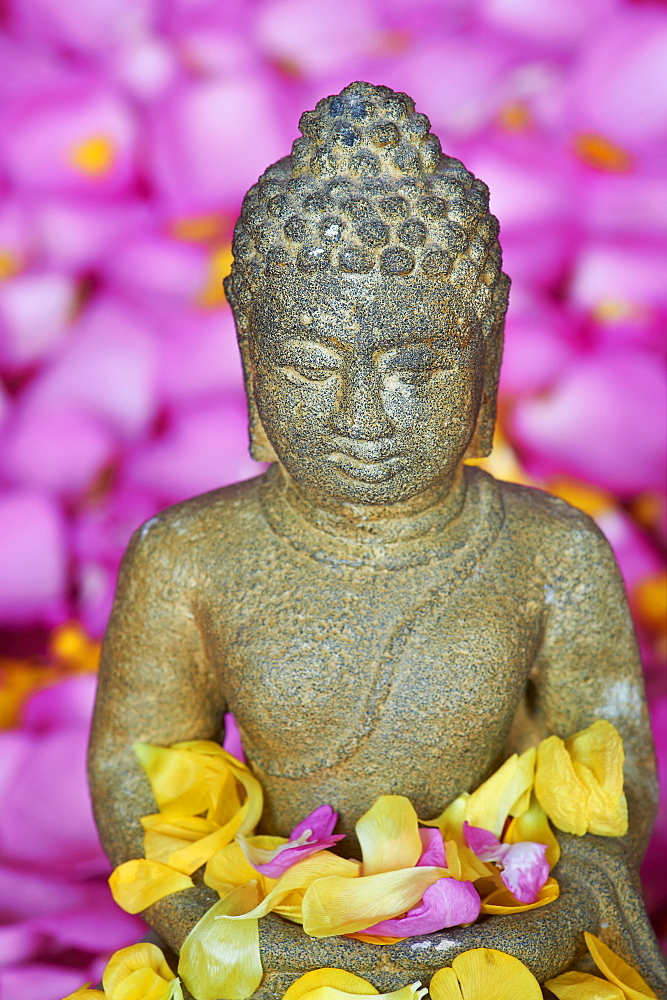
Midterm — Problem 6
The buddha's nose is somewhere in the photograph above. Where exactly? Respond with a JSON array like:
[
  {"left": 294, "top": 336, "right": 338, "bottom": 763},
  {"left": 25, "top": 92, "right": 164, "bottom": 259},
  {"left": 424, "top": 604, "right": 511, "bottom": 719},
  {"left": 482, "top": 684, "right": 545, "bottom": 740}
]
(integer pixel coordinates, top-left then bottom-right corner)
[{"left": 330, "top": 369, "right": 394, "bottom": 440}]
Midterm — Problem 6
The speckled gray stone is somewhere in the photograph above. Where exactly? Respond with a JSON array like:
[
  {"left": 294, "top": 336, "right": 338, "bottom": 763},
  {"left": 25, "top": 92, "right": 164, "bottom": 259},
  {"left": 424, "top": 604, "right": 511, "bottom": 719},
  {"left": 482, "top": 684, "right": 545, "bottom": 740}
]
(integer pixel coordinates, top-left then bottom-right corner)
[{"left": 89, "top": 82, "right": 667, "bottom": 998}]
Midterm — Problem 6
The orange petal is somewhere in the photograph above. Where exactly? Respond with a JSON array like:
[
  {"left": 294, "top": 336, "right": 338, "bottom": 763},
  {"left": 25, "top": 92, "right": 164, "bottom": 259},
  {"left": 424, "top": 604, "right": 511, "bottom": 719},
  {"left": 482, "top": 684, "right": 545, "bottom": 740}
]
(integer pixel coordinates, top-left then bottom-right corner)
[
  {"left": 356, "top": 796, "right": 422, "bottom": 876},
  {"left": 347, "top": 933, "right": 407, "bottom": 945},
  {"left": 108, "top": 859, "right": 193, "bottom": 914},
  {"left": 585, "top": 932, "right": 657, "bottom": 999},
  {"left": 480, "top": 876, "right": 559, "bottom": 914},
  {"left": 302, "top": 866, "right": 444, "bottom": 937},
  {"left": 282, "top": 969, "right": 379, "bottom": 1000},
  {"left": 545, "top": 970, "right": 625, "bottom": 999}
]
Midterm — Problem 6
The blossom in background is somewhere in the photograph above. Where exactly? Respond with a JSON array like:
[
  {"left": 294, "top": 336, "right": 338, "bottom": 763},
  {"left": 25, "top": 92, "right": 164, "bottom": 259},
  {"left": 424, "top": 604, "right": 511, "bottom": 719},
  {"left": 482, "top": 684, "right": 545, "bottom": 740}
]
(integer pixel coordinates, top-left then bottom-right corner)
[
  {"left": 0, "top": 1, "right": 665, "bottom": 995},
  {"left": 0, "top": 675, "right": 145, "bottom": 1000}
]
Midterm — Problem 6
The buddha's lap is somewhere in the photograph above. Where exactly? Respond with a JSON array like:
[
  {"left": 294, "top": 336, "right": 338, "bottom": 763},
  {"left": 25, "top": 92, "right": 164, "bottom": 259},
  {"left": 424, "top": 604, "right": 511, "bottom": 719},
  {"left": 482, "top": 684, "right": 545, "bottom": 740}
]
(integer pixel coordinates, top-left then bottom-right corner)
[{"left": 255, "top": 882, "right": 596, "bottom": 981}]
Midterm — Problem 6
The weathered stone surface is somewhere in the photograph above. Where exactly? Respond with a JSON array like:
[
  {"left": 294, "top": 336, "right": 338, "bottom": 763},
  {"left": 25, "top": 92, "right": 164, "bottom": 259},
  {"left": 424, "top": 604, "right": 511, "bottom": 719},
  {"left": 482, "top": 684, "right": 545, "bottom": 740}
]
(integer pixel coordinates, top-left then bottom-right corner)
[{"left": 89, "top": 82, "right": 667, "bottom": 996}]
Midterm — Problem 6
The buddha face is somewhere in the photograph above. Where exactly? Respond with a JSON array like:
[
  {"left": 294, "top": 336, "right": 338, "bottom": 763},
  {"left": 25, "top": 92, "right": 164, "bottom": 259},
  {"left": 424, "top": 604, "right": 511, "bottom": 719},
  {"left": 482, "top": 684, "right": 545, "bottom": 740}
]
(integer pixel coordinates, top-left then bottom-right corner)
[{"left": 248, "top": 272, "right": 487, "bottom": 505}]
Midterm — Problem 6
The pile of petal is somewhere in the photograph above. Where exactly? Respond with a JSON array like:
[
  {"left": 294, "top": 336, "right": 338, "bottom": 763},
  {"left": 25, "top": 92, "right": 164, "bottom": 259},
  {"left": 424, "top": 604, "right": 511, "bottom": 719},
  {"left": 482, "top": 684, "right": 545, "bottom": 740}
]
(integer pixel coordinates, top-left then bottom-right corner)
[{"left": 107, "top": 719, "right": 629, "bottom": 1000}]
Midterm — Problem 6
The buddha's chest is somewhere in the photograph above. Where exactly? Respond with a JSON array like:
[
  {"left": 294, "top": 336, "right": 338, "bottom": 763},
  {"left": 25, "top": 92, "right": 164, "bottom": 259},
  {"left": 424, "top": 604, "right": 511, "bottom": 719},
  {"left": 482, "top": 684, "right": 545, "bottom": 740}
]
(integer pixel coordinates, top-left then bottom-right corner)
[{"left": 199, "top": 548, "right": 544, "bottom": 783}]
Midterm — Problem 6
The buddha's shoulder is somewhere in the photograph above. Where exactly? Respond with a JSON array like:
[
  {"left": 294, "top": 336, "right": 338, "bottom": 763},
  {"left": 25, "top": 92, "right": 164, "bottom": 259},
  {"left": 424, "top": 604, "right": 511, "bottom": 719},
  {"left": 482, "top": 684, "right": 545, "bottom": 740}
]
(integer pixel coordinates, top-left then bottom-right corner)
[
  {"left": 123, "top": 474, "right": 267, "bottom": 569},
  {"left": 489, "top": 475, "right": 615, "bottom": 572}
]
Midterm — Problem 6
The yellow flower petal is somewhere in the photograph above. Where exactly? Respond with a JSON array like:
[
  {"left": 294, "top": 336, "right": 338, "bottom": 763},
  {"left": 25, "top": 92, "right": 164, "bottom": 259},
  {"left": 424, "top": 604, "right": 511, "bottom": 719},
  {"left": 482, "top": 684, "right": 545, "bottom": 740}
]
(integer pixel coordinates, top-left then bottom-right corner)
[
  {"left": 219, "top": 852, "right": 361, "bottom": 923},
  {"left": 465, "top": 748, "right": 536, "bottom": 838},
  {"left": 429, "top": 968, "right": 464, "bottom": 1000},
  {"left": 347, "top": 933, "right": 406, "bottom": 945},
  {"left": 282, "top": 968, "right": 379, "bottom": 1000},
  {"left": 545, "top": 970, "right": 625, "bottom": 999},
  {"left": 356, "top": 796, "right": 423, "bottom": 876},
  {"left": 208, "top": 767, "right": 243, "bottom": 826},
  {"left": 504, "top": 794, "right": 560, "bottom": 869},
  {"left": 134, "top": 744, "right": 211, "bottom": 816},
  {"left": 421, "top": 793, "right": 469, "bottom": 844},
  {"left": 179, "top": 884, "right": 262, "bottom": 1000},
  {"left": 571, "top": 760, "right": 628, "bottom": 837},
  {"left": 480, "top": 876, "right": 559, "bottom": 914},
  {"left": 167, "top": 808, "right": 247, "bottom": 875},
  {"left": 108, "top": 859, "right": 194, "bottom": 913},
  {"left": 143, "top": 817, "right": 215, "bottom": 865},
  {"left": 112, "top": 967, "right": 180, "bottom": 1000},
  {"left": 535, "top": 723, "right": 628, "bottom": 837},
  {"left": 63, "top": 991, "right": 106, "bottom": 999},
  {"left": 450, "top": 947, "right": 542, "bottom": 1000},
  {"left": 205, "top": 840, "right": 276, "bottom": 897},
  {"left": 585, "top": 932, "right": 657, "bottom": 999},
  {"left": 444, "top": 840, "right": 490, "bottom": 882},
  {"left": 534, "top": 736, "right": 589, "bottom": 835},
  {"left": 302, "top": 866, "right": 444, "bottom": 937},
  {"left": 103, "top": 943, "right": 175, "bottom": 995},
  {"left": 173, "top": 741, "right": 263, "bottom": 834},
  {"left": 566, "top": 722, "right": 624, "bottom": 799},
  {"left": 305, "top": 985, "right": 425, "bottom": 1000}
]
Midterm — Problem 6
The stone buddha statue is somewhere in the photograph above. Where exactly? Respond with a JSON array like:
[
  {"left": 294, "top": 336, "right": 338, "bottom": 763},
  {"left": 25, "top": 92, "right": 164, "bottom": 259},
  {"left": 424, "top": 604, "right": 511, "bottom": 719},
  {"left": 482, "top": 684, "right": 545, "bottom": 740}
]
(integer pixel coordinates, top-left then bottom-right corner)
[{"left": 89, "top": 82, "right": 667, "bottom": 997}]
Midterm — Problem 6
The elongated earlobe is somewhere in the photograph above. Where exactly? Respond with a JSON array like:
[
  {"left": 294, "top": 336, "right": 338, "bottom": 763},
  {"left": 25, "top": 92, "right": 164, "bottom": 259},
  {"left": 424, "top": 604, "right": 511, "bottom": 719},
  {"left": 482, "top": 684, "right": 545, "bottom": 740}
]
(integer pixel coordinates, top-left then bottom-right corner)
[
  {"left": 463, "top": 274, "right": 509, "bottom": 460},
  {"left": 237, "top": 338, "right": 279, "bottom": 464}
]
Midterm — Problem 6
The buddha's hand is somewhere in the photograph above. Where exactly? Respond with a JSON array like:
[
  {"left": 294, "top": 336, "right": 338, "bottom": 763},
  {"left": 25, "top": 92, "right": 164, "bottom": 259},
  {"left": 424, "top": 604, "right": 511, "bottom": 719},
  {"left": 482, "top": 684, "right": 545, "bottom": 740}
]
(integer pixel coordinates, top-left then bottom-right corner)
[{"left": 553, "top": 832, "right": 667, "bottom": 992}]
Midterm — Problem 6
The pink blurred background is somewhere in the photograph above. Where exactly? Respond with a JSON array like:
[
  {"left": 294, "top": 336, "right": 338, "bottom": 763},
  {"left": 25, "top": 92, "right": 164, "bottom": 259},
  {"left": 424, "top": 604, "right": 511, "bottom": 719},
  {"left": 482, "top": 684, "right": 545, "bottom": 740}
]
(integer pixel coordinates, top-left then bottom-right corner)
[{"left": 0, "top": 1, "right": 665, "bottom": 997}]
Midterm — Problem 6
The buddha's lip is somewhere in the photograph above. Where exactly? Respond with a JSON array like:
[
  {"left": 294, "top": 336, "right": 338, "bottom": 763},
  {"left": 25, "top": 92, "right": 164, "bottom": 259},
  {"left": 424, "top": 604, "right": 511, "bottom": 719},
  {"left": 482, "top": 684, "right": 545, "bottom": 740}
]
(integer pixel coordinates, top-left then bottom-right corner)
[
  {"left": 326, "top": 439, "right": 398, "bottom": 461},
  {"left": 326, "top": 452, "right": 402, "bottom": 482}
]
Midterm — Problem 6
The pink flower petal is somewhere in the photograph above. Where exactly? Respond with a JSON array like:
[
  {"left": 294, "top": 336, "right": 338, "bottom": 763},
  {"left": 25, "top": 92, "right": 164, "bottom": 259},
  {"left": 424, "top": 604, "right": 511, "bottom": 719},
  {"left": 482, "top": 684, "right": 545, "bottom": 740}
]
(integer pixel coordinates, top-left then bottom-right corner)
[
  {"left": 222, "top": 712, "right": 245, "bottom": 763},
  {"left": 463, "top": 823, "right": 505, "bottom": 863},
  {"left": 499, "top": 841, "right": 550, "bottom": 904},
  {"left": 0, "top": 961, "right": 95, "bottom": 1000},
  {"left": 417, "top": 827, "right": 446, "bottom": 868},
  {"left": 0, "top": 490, "right": 67, "bottom": 625},
  {"left": 291, "top": 804, "right": 337, "bottom": 841},
  {"left": 252, "top": 835, "right": 344, "bottom": 878},
  {"left": 364, "top": 877, "right": 481, "bottom": 936}
]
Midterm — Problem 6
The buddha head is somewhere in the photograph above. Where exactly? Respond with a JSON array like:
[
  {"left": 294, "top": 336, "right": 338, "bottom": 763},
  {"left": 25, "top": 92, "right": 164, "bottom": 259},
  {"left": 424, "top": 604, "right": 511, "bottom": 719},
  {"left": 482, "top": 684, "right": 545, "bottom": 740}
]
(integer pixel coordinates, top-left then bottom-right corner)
[{"left": 225, "top": 81, "right": 510, "bottom": 506}]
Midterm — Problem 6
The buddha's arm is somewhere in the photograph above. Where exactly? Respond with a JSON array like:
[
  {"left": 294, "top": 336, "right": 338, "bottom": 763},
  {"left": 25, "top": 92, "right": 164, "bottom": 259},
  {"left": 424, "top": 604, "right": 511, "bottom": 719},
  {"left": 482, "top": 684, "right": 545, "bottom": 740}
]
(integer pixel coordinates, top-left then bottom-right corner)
[
  {"left": 89, "top": 515, "right": 226, "bottom": 951},
  {"left": 508, "top": 508, "right": 666, "bottom": 981},
  {"left": 521, "top": 511, "right": 658, "bottom": 859}
]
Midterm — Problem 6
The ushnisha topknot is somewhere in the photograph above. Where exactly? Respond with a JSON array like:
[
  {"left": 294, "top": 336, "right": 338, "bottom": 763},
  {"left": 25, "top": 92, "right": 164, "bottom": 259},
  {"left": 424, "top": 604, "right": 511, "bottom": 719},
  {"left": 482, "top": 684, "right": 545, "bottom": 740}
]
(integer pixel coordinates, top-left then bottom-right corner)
[{"left": 225, "top": 81, "right": 509, "bottom": 335}]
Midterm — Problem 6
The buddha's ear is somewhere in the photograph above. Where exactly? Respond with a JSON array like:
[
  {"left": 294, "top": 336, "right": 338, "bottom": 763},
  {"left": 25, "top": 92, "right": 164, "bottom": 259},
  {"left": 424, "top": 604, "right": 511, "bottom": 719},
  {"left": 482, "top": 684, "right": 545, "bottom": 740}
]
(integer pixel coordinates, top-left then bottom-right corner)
[
  {"left": 463, "top": 274, "right": 509, "bottom": 461},
  {"left": 237, "top": 336, "right": 279, "bottom": 464}
]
